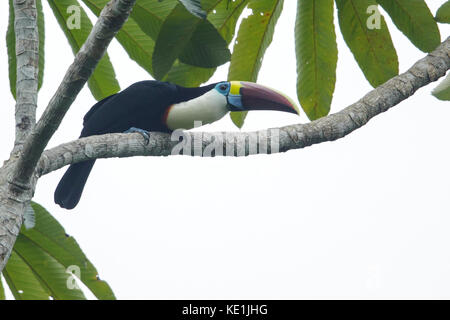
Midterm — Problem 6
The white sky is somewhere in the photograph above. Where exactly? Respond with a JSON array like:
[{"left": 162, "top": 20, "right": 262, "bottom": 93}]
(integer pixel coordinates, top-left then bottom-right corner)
[{"left": 1, "top": 0, "right": 450, "bottom": 299}]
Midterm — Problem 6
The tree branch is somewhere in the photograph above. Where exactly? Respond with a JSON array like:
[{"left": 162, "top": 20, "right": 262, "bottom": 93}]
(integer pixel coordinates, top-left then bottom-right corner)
[
  {"left": 12, "top": 0, "right": 39, "bottom": 153},
  {"left": 12, "top": 0, "right": 136, "bottom": 187},
  {"left": 0, "top": 0, "right": 136, "bottom": 273},
  {"left": 38, "top": 37, "right": 450, "bottom": 176},
  {"left": 0, "top": 0, "right": 40, "bottom": 273}
]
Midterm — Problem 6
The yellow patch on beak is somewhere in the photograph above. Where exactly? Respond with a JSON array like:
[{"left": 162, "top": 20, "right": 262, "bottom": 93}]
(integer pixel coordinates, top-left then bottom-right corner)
[{"left": 229, "top": 81, "right": 243, "bottom": 95}]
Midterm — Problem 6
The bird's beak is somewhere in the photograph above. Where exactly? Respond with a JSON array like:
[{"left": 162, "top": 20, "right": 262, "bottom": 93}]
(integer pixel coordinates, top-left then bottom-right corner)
[{"left": 227, "top": 81, "right": 299, "bottom": 115}]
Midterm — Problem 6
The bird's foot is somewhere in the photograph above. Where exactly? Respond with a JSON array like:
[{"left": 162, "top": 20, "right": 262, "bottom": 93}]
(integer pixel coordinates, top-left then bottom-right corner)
[{"left": 125, "top": 127, "right": 150, "bottom": 145}]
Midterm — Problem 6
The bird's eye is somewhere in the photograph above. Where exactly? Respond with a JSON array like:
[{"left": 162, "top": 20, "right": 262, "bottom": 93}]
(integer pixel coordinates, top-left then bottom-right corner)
[{"left": 219, "top": 84, "right": 228, "bottom": 91}]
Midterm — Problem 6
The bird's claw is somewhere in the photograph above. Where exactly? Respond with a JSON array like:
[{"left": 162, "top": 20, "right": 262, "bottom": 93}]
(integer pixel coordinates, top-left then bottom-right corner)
[{"left": 125, "top": 127, "right": 150, "bottom": 145}]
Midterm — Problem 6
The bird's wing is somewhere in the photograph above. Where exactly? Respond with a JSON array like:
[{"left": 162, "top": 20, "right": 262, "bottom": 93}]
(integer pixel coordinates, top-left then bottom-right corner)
[
  {"left": 81, "top": 81, "right": 178, "bottom": 136},
  {"left": 83, "top": 93, "right": 117, "bottom": 128}
]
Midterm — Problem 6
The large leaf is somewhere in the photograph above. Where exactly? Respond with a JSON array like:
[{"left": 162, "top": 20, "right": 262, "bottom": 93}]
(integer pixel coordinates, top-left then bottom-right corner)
[
  {"left": 113, "top": 21, "right": 156, "bottom": 77},
  {"left": 82, "top": 0, "right": 155, "bottom": 77},
  {"left": 376, "top": 0, "right": 440, "bottom": 52},
  {"left": 228, "top": 0, "right": 284, "bottom": 128},
  {"left": 164, "top": 61, "right": 216, "bottom": 87},
  {"left": 295, "top": 0, "right": 337, "bottom": 121},
  {"left": 336, "top": 0, "right": 398, "bottom": 87},
  {"left": 178, "top": 19, "right": 231, "bottom": 68},
  {"left": 179, "top": 0, "right": 206, "bottom": 19},
  {"left": 207, "top": 0, "right": 249, "bottom": 43},
  {"left": 164, "top": 0, "right": 249, "bottom": 87},
  {"left": 23, "top": 202, "right": 115, "bottom": 299},
  {"left": 0, "top": 275, "right": 6, "bottom": 300},
  {"left": 12, "top": 236, "right": 87, "bottom": 300},
  {"left": 6, "top": 0, "right": 45, "bottom": 100},
  {"left": 152, "top": 3, "right": 231, "bottom": 79},
  {"left": 47, "top": 0, "right": 120, "bottom": 100},
  {"left": 152, "top": 3, "right": 201, "bottom": 79},
  {"left": 435, "top": 1, "right": 450, "bottom": 24},
  {"left": 432, "top": 73, "right": 450, "bottom": 101},
  {"left": 131, "top": 0, "right": 178, "bottom": 41},
  {"left": 129, "top": 0, "right": 245, "bottom": 86},
  {"left": 3, "top": 202, "right": 115, "bottom": 300},
  {"left": 3, "top": 251, "right": 52, "bottom": 300}
]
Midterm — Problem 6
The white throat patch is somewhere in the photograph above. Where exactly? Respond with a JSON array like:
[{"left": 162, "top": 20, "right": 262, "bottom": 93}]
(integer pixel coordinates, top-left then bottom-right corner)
[{"left": 165, "top": 89, "right": 228, "bottom": 130}]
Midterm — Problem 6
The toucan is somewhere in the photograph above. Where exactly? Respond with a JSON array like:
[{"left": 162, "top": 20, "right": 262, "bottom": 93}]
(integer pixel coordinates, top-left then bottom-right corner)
[{"left": 54, "top": 80, "right": 299, "bottom": 209}]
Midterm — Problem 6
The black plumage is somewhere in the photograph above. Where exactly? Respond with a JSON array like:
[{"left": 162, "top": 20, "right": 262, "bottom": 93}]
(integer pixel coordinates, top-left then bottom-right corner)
[{"left": 54, "top": 80, "right": 217, "bottom": 209}]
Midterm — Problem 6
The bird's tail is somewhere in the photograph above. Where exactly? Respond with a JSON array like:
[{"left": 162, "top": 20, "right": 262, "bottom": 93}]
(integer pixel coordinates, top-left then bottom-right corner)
[{"left": 54, "top": 160, "right": 96, "bottom": 209}]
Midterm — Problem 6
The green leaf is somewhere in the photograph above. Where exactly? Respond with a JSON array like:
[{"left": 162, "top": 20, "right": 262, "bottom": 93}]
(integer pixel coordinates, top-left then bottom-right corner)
[
  {"left": 435, "top": 1, "right": 450, "bottom": 23},
  {"left": 295, "top": 0, "right": 337, "bottom": 121},
  {"left": 152, "top": 4, "right": 202, "bottom": 79},
  {"left": 47, "top": 0, "right": 120, "bottom": 100},
  {"left": 20, "top": 202, "right": 115, "bottom": 299},
  {"left": 164, "top": 61, "right": 216, "bottom": 87},
  {"left": 3, "top": 202, "right": 115, "bottom": 300},
  {"left": 376, "top": 0, "right": 440, "bottom": 52},
  {"left": 228, "top": 0, "right": 284, "bottom": 128},
  {"left": 179, "top": 0, "right": 207, "bottom": 19},
  {"left": 6, "top": 0, "right": 16, "bottom": 99},
  {"left": 208, "top": 0, "right": 249, "bottom": 43},
  {"left": 336, "top": 0, "right": 398, "bottom": 87},
  {"left": 178, "top": 19, "right": 231, "bottom": 68},
  {"left": 3, "top": 251, "right": 52, "bottom": 300},
  {"left": 114, "top": 20, "right": 156, "bottom": 76},
  {"left": 0, "top": 275, "right": 6, "bottom": 300},
  {"left": 12, "top": 235, "right": 87, "bottom": 300},
  {"left": 153, "top": 3, "right": 232, "bottom": 79},
  {"left": 131, "top": 0, "right": 178, "bottom": 40},
  {"left": 432, "top": 73, "right": 450, "bottom": 101},
  {"left": 130, "top": 0, "right": 244, "bottom": 84},
  {"left": 82, "top": 0, "right": 156, "bottom": 77},
  {"left": 6, "top": 0, "right": 44, "bottom": 100},
  {"left": 163, "top": 0, "right": 249, "bottom": 87}
]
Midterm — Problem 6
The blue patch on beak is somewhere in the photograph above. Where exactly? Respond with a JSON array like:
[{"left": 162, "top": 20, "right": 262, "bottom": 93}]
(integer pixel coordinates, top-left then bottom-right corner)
[{"left": 227, "top": 94, "right": 245, "bottom": 111}]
